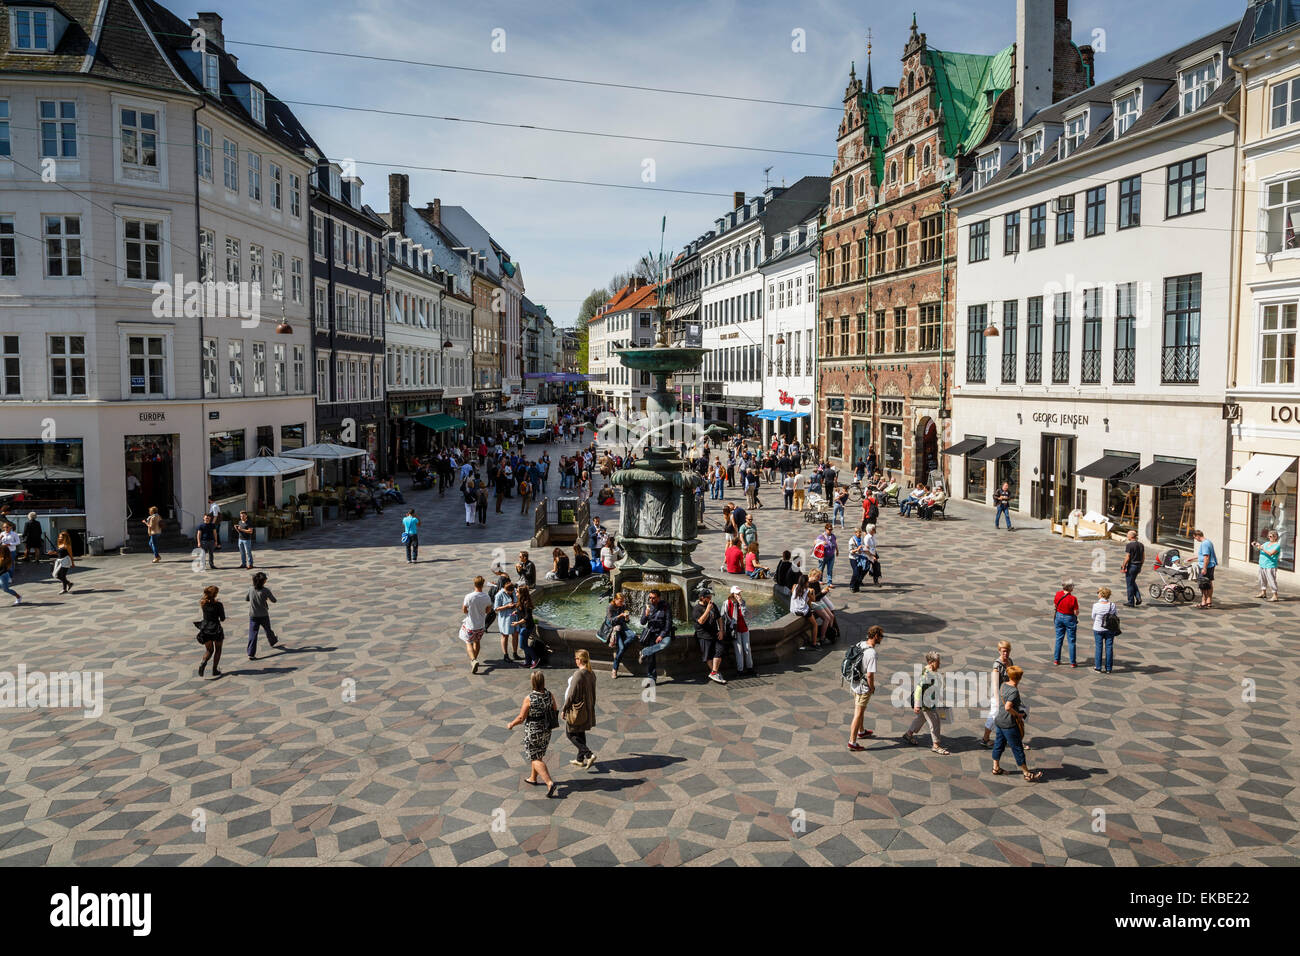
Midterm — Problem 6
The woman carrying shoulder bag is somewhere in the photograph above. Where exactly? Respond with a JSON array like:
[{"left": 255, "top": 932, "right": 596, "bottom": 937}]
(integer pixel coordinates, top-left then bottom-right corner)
[
  {"left": 1091, "top": 586, "right": 1119, "bottom": 674},
  {"left": 195, "top": 584, "right": 226, "bottom": 678},
  {"left": 562, "top": 649, "right": 598, "bottom": 770}
]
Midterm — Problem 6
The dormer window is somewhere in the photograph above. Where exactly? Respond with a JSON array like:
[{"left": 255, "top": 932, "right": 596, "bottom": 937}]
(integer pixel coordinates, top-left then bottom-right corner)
[
  {"left": 329, "top": 167, "right": 341, "bottom": 200},
  {"left": 1180, "top": 57, "right": 1219, "bottom": 115},
  {"left": 976, "top": 151, "right": 1000, "bottom": 189},
  {"left": 1060, "top": 113, "right": 1087, "bottom": 159},
  {"left": 1113, "top": 90, "right": 1140, "bottom": 137},
  {"left": 203, "top": 53, "right": 219, "bottom": 95},
  {"left": 12, "top": 8, "right": 52, "bottom": 52},
  {"left": 1021, "top": 131, "right": 1043, "bottom": 169},
  {"left": 250, "top": 87, "right": 266, "bottom": 126}
]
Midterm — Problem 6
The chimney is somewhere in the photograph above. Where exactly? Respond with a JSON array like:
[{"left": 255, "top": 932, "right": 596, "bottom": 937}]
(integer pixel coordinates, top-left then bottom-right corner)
[
  {"left": 1015, "top": 0, "right": 1055, "bottom": 129},
  {"left": 190, "top": 12, "right": 224, "bottom": 49},
  {"left": 733, "top": 191, "right": 745, "bottom": 209},
  {"left": 388, "top": 173, "right": 409, "bottom": 236},
  {"left": 427, "top": 198, "right": 441, "bottom": 227}
]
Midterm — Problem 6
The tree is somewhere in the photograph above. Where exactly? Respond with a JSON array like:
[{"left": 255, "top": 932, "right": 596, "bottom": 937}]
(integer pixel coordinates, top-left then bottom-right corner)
[{"left": 577, "top": 288, "right": 609, "bottom": 325}]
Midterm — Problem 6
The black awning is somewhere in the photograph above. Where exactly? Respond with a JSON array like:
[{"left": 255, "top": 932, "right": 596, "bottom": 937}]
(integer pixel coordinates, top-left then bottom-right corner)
[
  {"left": 1128, "top": 460, "right": 1195, "bottom": 487},
  {"left": 1075, "top": 454, "right": 1140, "bottom": 480},
  {"left": 942, "top": 438, "right": 986, "bottom": 457},
  {"left": 969, "top": 441, "right": 1019, "bottom": 461}
]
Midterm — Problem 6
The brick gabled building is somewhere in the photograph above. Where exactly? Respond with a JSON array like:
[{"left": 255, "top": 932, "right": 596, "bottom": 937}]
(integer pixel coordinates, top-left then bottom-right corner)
[{"left": 817, "top": 1, "right": 1092, "bottom": 484}]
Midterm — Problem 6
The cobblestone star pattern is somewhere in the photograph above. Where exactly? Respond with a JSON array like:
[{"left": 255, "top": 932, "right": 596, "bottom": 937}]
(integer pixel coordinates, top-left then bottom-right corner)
[{"left": 0, "top": 448, "right": 1297, "bottom": 865}]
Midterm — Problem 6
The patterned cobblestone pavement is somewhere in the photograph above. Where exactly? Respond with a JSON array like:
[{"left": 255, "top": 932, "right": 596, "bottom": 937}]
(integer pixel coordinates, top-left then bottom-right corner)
[{"left": 1, "top": 438, "right": 1297, "bottom": 866}]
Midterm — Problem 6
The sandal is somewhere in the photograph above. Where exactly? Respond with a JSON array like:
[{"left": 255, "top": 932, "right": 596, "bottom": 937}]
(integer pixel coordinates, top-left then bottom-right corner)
[
  {"left": 991, "top": 766, "right": 1006, "bottom": 775},
  {"left": 931, "top": 746, "right": 950, "bottom": 755},
  {"left": 979, "top": 738, "right": 991, "bottom": 748},
  {"left": 1022, "top": 770, "right": 1043, "bottom": 782},
  {"left": 901, "top": 732, "right": 919, "bottom": 746}
]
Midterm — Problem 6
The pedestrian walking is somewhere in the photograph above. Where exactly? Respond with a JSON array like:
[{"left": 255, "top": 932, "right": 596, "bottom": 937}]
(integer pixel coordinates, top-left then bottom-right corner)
[
  {"left": 460, "top": 575, "right": 492, "bottom": 674},
  {"left": 901, "top": 651, "right": 950, "bottom": 755},
  {"left": 1052, "top": 579, "right": 1079, "bottom": 667},
  {"left": 848, "top": 527, "right": 869, "bottom": 592},
  {"left": 782, "top": 472, "right": 795, "bottom": 510},
  {"left": 980, "top": 640, "right": 1015, "bottom": 748},
  {"left": 21, "top": 513, "right": 43, "bottom": 563},
  {"left": 792, "top": 471, "right": 806, "bottom": 512},
  {"left": 494, "top": 579, "right": 520, "bottom": 661},
  {"left": 991, "top": 665, "right": 1042, "bottom": 781},
  {"left": 0, "top": 543, "right": 20, "bottom": 606},
  {"left": 476, "top": 484, "right": 489, "bottom": 526},
  {"left": 402, "top": 509, "right": 420, "bottom": 563},
  {"left": 1121, "top": 530, "right": 1144, "bottom": 607},
  {"left": 562, "top": 649, "right": 598, "bottom": 769},
  {"left": 196, "top": 584, "right": 225, "bottom": 678},
  {"left": 1193, "top": 529, "right": 1217, "bottom": 608},
  {"left": 245, "top": 571, "right": 280, "bottom": 660},
  {"left": 235, "top": 511, "right": 255, "bottom": 569},
  {"left": 196, "top": 514, "right": 219, "bottom": 569},
  {"left": 1252, "top": 529, "right": 1283, "bottom": 601},
  {"left": 845, "top": 625, "right": 884, "bottom": 750},
  {"left": 463, "top": 481, "right": 477, "bottom": 527},
  {"left": 506, "top": 670, "right": 559, "bottom": 798},
  {"left": 993, "top": 481, "right": 1014, "bottom": 530},
  {"left": 1091, "top": 586, "right": 1119, "bottom": 674},
  {"left": 52, "top": 531, "right": 75, "bottom": 593},
  {"left": 519, "top": 474, "right": 533, "bottom": 515},
  {"left": 143, "top": 506, "right": 164, "bottom": 563},
  {"left": 814, "top": 523, "right": 838, "bottom": 585}
]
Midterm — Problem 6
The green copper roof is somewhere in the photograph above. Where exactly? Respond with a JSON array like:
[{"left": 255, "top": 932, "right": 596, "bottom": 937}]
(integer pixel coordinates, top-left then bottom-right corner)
[
  {"left": 925, "top": 43, "right": 1013, "bottom": 157},
  {"left": 860, "top": 89, "right": 895, "bottom": 185}
]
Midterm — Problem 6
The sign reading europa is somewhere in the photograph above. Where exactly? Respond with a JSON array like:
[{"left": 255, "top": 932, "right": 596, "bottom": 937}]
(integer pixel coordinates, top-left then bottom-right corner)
[{"left": 1032, "top": 411, "right": 1089, "bottom": 428}]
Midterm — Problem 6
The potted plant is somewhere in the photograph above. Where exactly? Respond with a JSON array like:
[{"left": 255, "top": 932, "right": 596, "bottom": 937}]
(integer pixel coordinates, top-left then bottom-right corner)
[
  {"left": 252, "top": 514, "right": 270, "bottom": 544},
  {"left": 218, "top": 510, "right": 233, "bottom": 543},
  {"left": 309, "top": 493, "right": 325, "bottom": 526}
]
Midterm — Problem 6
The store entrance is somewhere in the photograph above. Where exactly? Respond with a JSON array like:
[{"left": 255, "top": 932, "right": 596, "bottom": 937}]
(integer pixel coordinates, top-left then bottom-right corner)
[
  {"left": 124, "top": 435, "right": 177, "bottom": 520},
  {"left": 914, "top": 417, "right": 938, "bottom": 487},
  {"left": 1039, "top": 434, "right": 1075, "bottom": 523}
]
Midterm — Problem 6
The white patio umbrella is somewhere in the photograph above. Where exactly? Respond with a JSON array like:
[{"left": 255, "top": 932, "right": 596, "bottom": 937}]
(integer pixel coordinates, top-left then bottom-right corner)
[
  {"left": 208, "top": 456, "right": 314, "bottom": 477},
  {"left": 281, "top": 443, "right": 366, "bottom": 461}
]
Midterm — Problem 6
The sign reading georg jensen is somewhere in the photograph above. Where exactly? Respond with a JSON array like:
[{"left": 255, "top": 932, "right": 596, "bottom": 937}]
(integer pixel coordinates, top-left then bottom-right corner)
[{"left": 1031, "top": 411, "right": 1089, "bottom": 428}]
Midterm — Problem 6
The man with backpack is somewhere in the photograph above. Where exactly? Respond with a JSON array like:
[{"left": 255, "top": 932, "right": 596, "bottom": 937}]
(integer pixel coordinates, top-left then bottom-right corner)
[{"left": 845, "top": 625, "right": 884, "bottom": 751}]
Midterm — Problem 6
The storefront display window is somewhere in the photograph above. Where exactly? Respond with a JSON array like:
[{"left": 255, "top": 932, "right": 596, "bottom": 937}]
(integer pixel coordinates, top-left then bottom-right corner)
[
  {"left": 209, "top": 430, "right": 246, "bottom": 500},
  {"left": 964, "top": 436, "right": 987, "bottom": 501},
  {"left": 0, "top": 438, "right": 85, "bottom": 511},
  {"left": 1103, "top": 452, "right": 1141, "bottom": 530},
  {"left": 883, "top": 422, "right": 903, "bottom": 473},
  {"left": 827, "top": 417, "right": 843, "bottom": 460},
  {"left": 1154, "top": 455, "right": 1196, "bottom": 550},
  {"left": 1250, "top": 463, "right": 1297, "bottom": 572},
  {"left": 994, "top": 440, "right": 1021, "bottom": 509}
]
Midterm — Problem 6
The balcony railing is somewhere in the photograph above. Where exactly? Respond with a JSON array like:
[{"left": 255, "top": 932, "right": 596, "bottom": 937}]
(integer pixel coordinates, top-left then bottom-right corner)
[
  {"left": 1051, "top": 350, "right": 1070, "bottom": 384},
  {"left": 966, "top": 355, "right": 986, "bottom": 384},
  {"left": 1113, "top": 347, "right": 1135, "bottom": 384},
  {"left": 1081, "top": 349, "right": 1101, "bottom": 384},
  {"left": 1025, "top": 352, "right": 1042, "bottom": 383},
  {"left": 1001, "top": 352, "right": 1017, "bottom": 383},
  {"left": 1161, "top": 344, "right": 1199, "bottom": 384}
]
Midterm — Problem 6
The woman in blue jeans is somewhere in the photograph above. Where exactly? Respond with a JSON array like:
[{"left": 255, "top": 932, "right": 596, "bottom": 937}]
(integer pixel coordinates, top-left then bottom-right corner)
[
  {"left": 605, "top": 592, "right": 637, "bottom": 678},
  {"left": 815, "top": 523, "right": 837, "bottom": 585},
  {"left": 991, "top": 664, "right": 1042, "bottom": 782},
  {"left": 1052, "top": 579, "right": 1079, "bottom": 666},
  {"left": 1090, "top": 586, "right": 1118, "bottom": 674}
]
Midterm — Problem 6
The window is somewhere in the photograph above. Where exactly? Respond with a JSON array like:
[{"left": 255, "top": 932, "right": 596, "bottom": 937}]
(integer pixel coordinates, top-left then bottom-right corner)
[
  {"left": 919, "top": 303, "right": 941, "bottom": 352},
  {"left": 13, "top": 8, "right": 51, "bottom": 50},
  {"left": 312, "top": 215, "right": 325, "bottom": 258},
  {"left": 1001, "top": 301, "right": 1018, "bottom": 383},
  {"left": 1026, "top": 297, "right": 1044, "bottom": 383},
  {"left": 127, "top": 335, "right": 165, "bottom": 396},
  {"left": 251, "top": 342, "right": 266, "bottom": 394},
  {"left": 270, "top": 251, "right": 284, "bottom": 301},
  {"left": 977, "top": 151, "right": 999, "bottom": 188},
  {"left": 123, "top": 219, "right": 162, "bottom": 281},
  {"left": 873, "top": 233, "right": 886, "bottom": 274},
  {"left": 1061, "top": 113, "right": 1087, "bottom": 158},
  {"left": 1180, "top": 58, "right": 1219, "bottom": 115},
  {"left": 1272, "top": 78, "right": 1300, "bottom": 129},
  {"left": 1082, "top": 186, "right": 1107, "bottom": 238},
  {"left": 967, "top": 305, "right": 987, "bottom": 383},
  {"left": 894, "top": 225, "right": 908, "bottom": 269},
  {"left": 894, "top": 307, "right": 907, "bottom": 353},
  {"left": 1166, "top": 155, "right": 1207, "bottom": 217},
  {"left": 1052, "top": 292, "right": 1071, "bottom": 383},
  {"left": 874, "top": 310, "right": 886, "bottom": 354},
  {"left": 196, "top": 124, "right": 213, "bottom": 180},
  {"left": 905, "top": 145, "right": 916, "bottom": 182},
  {"left": 839, "top": 317, "right": 850, "bottom": 357},
  {"left": 248, "top": 245, "right": 263, "bottom": 294},
  {"left": 225, "top": 236, "right": 240, "bottom": 283},
  {"left": 201, "top": 337, "right": 218, "bottom": 396},
  {"left": 43, "top": 215, "right": 82, "bottom": 277},
  {"left": 1081, "top": 289, "right": 1102, "bottom": 384},
  {"left": 920, "top": 215, "right": 941, "bottom": 262},
  {"left": 49, "top": 335, "right": 86, "bottom": 396},
  {"left": 270, "top": 343, "right": 285, "bottom": 394},
  {"left": 1118, "top": 175, "right": 1141, "bottom": 229},
  {"left": 334, "top": 222, "right": 345, "bottom": 266},
  {"left": 289, "top": 173, "right": 301, "bottom": 217},
  {"left": 346, "top": 229, "right": 356, "bottom": 269},
  {"left": 1162, "top": 273, "right": 1201, "bottom": 384},
  {"left": 228, "top": 340, "right": 244, "bottom": 395},
  {"left": 889, "top": 161, "right": 897, "bottom": 183},
  {"left": 222, "top": 139, "right": 238, "bottom": 190},
  {"left": 1021, "top": 131, "right": 1043, "bottom": 169},
  {"left": 855, "top": 313, "right": 866, "bottom": 355},
  {"left": 1055, "top": 195, "right": 1075, "bottom": 243},
  {"left": 0, "top": 101, "right": 9, "bottom": 157},
  {"left": 1029, "top": 203, "right": 1047, "bottom": 249},
  {"left": 1115, "top": 283, "right": 1137, "bottom": 384},
  {"left": 1259, "top": 302, "right": 1298, "bottom": 385},
  {"left": 291, "top": 257, "right": 303, "bottom": 304},
  {"left": 969, "top": 220, "right": 990, "bottom": 262},
  {"left": 119, "top": 108, "right": 157, "bottom": 167},
  {"left": 269, "top": 163, "right": 282, "bottom": 210},
  {"left": 247, "top": 152, "right": 262, "bottom": 202},
  {"left": 1262, "top": 176, "right": 1300, "bottom": 253},
  {"left": 839, "top": 243, "right": 850, "bottom": 282},
  {"left": 0, "top": 216, "right": 15, "bottom": 276},
  {"left": 844, "top": 176, "right": 853, "bottom": 206},
  {"left": 292, "top": 345, "right": 304, "bottom": 393},
  {"left": 250, "top": 87, "right": 266, "bottom": 126},
  {"left": 39, "top": 100, "right": 77, "bottom": 158},
  {"left": 1004, "top": 212, "right": 1020, "bottom": 255},
  {"left": 203, "top": 53, "right": 220, "bottom": 94},
  {"left": 1114, "top": 90, "right": 1140, "bottom": 137},
  {"left": 1, "top": 335, "right": 19, "bottom": 396},
  {"left": 827, "top": 417, "right": 843, "bottom": 460}
]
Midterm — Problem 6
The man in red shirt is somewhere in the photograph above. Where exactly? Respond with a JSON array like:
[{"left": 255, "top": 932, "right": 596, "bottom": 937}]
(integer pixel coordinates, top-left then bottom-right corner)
[{"left": 1052, "top": 579, "right": 1080, "bottom": 666}]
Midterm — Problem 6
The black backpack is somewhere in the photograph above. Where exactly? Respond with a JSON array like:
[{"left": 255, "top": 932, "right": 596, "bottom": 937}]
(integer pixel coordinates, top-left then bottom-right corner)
[
  {"left": 1102, "top": 605, "right": 1122, "bottom": 635},
  {"left": 841, "top": 641, "right": 867, "bottom": 686}
]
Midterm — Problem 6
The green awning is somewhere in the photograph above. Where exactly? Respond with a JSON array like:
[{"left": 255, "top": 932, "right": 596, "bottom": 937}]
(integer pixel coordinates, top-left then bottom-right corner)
[{"left": 410, "top": 413, "right": 466, "bottom": 433}]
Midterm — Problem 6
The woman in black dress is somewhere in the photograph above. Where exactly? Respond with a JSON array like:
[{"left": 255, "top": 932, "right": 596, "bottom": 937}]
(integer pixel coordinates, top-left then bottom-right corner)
[
  {"left": 197, "top": 584, "right": 225, "bottom": 678},
  {"left": 506, "top": 670, "right": 558, "bottom": 797}
]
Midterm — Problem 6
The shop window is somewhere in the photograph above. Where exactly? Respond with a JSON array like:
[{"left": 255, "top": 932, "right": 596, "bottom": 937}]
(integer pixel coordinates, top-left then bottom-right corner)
[
  {"left": 1154, "top": 456, "right": 1196, "bottom": 549},
  {"left": 827, "top": 417, "right": 843, "bottom": 460},
  {"left": 1250, "top": 463, "right": 1297, "bottom": 572},
  {"left": 0, "top": 438, "right": 84, "bottom": 510},
  {"left": 209, "top": 430, "right": 247, "bottom": 500},
  {"left": 995, "top": 442, "right": 1020, "bottom": 510},
  {"left": 883, "top": 421, "right": 903, "bottom": 472},
  {"left": 1103, "top": 454, "right": 1141, "bottom": 530},
  {"left": 964, "top": 436, "right": 987, "bottom": 501}
]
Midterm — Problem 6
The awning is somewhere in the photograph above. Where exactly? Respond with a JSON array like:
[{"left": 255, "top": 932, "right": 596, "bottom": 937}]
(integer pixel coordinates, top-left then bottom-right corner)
[
  {"left": 282, "top": 442, "right": 367, "bottom": 461},
  {"left": 409, "top": 413, "right": 467, "bottom": 433},
  {"left": 209, "top": 455, "right": 314, "bottom": 478},
  {"left": 747, "top": 409, "right": 783, "bottom": 420},
  {"left": 1224, "top": 453, "right": 1297, "bottom": 494},
  {"left": 942, "top": 438, "right": 986, "bottom": 457},
  {"left": 1075, "top": 454, "right": 1140, "bottom": 480},
  {"left": 669, "top": 303, "right": 699, "bottom": 321},
  {"left": 778, "top": 411, "right": 810, "bottom": 422},
  {"left": 1127, "top": 460, "right": 1195, "bottom": 487},
  {"left": 969, "top": 441, "right": 1020, "bottom": 461}
]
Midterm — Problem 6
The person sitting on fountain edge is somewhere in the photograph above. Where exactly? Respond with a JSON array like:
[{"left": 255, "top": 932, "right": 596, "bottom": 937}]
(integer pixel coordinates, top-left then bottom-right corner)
[{"left": 637, "top": 590, "right": 674, "bottom": 686}]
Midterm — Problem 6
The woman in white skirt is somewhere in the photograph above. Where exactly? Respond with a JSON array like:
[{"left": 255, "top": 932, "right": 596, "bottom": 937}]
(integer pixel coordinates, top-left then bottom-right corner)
[{"left": 981, "top": 640, "right": 1015, "bottom": 748}]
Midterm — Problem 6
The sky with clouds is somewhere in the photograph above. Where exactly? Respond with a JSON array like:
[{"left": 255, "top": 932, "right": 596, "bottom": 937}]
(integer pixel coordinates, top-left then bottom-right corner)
[{"left": 208, "top": 0, "right": 1247, "bottom": 326}]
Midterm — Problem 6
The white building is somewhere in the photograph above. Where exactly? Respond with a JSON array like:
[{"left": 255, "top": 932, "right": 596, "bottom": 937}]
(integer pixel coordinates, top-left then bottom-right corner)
[
  {"left": 0, "top": 6, "right": 315, "bottom": 550},
  {"left": 588, "top": 279, "right": 659, "bottom": 420},
  {"left": 953, "top": 23, "right": 1239, "bottom": 553},
  {"left": 758, "top": 207, "right": 822, "bottom": 446}
]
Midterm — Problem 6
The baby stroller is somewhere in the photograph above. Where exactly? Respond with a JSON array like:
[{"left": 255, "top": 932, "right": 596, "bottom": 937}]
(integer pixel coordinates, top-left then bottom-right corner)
[
  {"left": 803, "top": 493, "right": 832, "bottom": 524},
  {"left": 1150, "top": 548, "right": 1197, "bottom": 604}
]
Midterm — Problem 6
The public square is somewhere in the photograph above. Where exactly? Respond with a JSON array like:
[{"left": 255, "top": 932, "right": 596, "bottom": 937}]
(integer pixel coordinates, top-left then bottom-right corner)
[{"left": 1, "top": 442, "right": 1297, "bottom": 867}]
